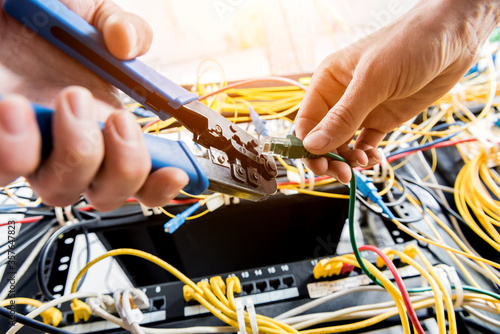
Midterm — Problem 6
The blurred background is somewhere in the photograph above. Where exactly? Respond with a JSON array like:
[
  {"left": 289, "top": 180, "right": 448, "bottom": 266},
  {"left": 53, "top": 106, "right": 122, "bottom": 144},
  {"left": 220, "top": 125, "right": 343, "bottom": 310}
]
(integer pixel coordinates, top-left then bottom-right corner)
[{"left": 114, "top": 0, "right": 417, "bottom": 84}]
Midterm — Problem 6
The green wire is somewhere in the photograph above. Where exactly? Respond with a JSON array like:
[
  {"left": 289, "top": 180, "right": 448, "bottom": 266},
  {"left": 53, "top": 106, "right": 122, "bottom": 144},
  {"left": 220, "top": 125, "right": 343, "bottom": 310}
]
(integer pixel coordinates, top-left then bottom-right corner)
[
  {"left": 322, "top": 152, "right": 381, "bottom": 286},
  {"left": 285, "top": 139, "right": 500, "bottom": 303},
  {"left": 408, "top": 285, "right": 500, "bottom": 302},
  {"left": 265, "top": 135, "right": 380, "bottom": 285}
]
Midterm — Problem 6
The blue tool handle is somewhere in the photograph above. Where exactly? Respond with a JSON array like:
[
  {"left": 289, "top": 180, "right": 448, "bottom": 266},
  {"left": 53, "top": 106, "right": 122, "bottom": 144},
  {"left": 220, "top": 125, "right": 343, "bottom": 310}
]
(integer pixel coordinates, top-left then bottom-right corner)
[
  {"left": 3, "top": 0, "right": 199, "bottom": 120},
  {"left": 33, "top": 103, "right": 209, "bottom": 195}
]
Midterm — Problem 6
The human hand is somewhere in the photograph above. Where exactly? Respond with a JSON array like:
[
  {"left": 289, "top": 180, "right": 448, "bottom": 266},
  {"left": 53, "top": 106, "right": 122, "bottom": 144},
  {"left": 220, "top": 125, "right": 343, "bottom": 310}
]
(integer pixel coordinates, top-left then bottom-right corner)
[
  {"left": 0, "top": 0, "right": 189, "bottom": 211},
  {"left": 295, "top": 0, "right": 499, "bottom": 183}
]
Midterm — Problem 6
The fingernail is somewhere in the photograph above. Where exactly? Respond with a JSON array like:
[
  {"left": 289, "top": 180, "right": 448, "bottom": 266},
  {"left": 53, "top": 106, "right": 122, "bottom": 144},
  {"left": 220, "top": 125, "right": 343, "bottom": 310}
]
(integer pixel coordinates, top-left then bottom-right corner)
[
  {"left": 303, "top": 130, "right": 331, "bottom": 150},
  {"left": 369, "top": 155, "right": 382, "bottom": 165},
  {"left": 356, "top": 160, "right": 368, "bottom": 167},
  {"left": 125, "top": 22, "right": 139, "bottom": 58},
  {"left": 65, "top": 89, "right": 91, "bottom": 119},
  {"left": 110, "top": 113, "right": 140, "bottom": 141},
  {"left": 0, "top": 98, "right": 27, "bottom": 134}
]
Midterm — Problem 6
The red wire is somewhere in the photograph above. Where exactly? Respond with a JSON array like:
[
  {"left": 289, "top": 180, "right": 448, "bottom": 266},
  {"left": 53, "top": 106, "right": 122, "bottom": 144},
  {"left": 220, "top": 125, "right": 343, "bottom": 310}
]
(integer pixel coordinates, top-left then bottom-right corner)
[
  {"left": 0, "top": 215, "right": 44, "bottom": 227},
  {"left": 277, "top": 175, "right": 332, "bottom": 187},
  {"left": 198, "top": 76, "right": 308, "bottom": 101},
  {"left": 387, "top": 138, "right": 477, "bottom": 163},
  {"left": 359, "top": 245, "right": 425, "bottom": 334}
]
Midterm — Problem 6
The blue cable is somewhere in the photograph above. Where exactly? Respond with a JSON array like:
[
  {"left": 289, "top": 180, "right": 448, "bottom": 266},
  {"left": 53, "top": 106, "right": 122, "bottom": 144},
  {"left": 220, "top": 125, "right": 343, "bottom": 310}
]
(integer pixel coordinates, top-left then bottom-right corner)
[
  {"left": 163, "top": 202, "right": 201, "bottom": 234},
  {"left": 248, "top": 105, "right": 269, "bottom": 137},
  {"left": 388, "top": 122, "right": 464, "bottom": 158}
]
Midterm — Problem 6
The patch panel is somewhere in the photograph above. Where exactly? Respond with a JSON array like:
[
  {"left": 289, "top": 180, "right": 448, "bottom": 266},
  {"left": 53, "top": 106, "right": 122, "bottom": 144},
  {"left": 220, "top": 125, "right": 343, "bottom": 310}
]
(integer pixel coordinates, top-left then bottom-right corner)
[{"left": 51, "top": 241, "right": 426, "bottom": 333}]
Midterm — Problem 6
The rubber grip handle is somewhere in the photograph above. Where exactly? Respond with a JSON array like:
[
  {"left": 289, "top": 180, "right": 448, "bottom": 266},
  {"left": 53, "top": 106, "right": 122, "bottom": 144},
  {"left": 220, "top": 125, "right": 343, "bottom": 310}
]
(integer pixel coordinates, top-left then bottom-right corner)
[
  {"left": 3, "top": 0, "right": 199, "bottom": 119},
  {"left": 33, "top": 103, "right": 209, "bottom": 195}
]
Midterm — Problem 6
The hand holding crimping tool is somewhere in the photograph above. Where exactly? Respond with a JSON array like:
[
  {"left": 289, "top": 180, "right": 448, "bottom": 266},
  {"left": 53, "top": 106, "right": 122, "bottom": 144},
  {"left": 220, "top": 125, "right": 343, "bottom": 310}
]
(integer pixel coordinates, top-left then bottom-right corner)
[{"left": 3, "top": 0, "right": 278, "bottom": 201}]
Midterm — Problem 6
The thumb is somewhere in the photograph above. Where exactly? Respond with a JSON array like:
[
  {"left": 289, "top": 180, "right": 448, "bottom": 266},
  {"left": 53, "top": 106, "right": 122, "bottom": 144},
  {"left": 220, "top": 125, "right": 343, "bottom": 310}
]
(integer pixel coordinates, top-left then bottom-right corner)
[{"left": 302, "top": 72, "right": 385, "bottom": 155}]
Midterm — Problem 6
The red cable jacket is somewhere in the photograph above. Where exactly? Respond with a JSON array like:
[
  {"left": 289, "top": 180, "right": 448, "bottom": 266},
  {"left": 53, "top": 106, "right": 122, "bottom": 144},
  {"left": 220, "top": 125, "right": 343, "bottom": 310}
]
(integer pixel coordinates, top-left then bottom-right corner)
[
  {"left": 359, "top": 245, "right": 425, "bottom": 334},
  {"left": 0, "top": 215, "right": 44, "bottom": 226}
]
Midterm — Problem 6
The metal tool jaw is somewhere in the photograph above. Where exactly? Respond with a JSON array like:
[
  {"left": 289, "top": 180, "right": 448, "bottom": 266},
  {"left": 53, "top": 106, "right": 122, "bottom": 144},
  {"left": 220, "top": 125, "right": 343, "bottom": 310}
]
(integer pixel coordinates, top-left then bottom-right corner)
[{"left": 172, "top": 101, "right": 278, "bottom": 201}]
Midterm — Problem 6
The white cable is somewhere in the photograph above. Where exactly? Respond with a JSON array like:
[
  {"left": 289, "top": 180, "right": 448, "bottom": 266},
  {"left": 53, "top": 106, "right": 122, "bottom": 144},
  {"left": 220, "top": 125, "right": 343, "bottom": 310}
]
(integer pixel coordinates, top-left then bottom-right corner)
[
  {"left": 443, "top": 266, "right": 463, "bottom": 309},
  {"left": 54, "top": 207, "right": 66, "bottom": 226},
  {"left": 92, "top": 304, "right": 234, "bottom": 333},
  {"left": 235, "top": 301, "right": 246, "bottom": 334},
  {"left": 306, "top": 166, "right": 315, "bottom": 190},
  {"left": 114, "top": 290, "right": 131, "bottom": 333},
  {"left": 285, "top": 295, "right": 431, "bottom": 329},
  {"left": 294, "top": 159, "right": 306, "bottom": 190},
  {"left": 382, "top": 114, "right": 420, "bottom": 154},
  {"left": 413, "top": 150, "right": 500, "bottom": 282},
  {"left": 63, "top": 206, "right": 77, "bottom": 224},
  {"left": 417, "top": 182, "right": 455, "bottom": 194},
  {"left": 0, "top": 226, "right": 57, "bottom": 301},
  {"left": 382, "top": 114, "right": 432, "bottom": 154},
  {"left": 434, "top": 265, "right": 453, "bottom": 304},
  {"left": 246, "top": 298, "right": 258, "bottom": 334},
  {"left": 275, "top": 286, "right": 384, "bottom": 320},
  {"left": 463, "top": 305, "right": 500, "bottom": 327},
  {"left": 372, "top": 149, "right": 387, "bottom": 183},
  {"left": 6, "top": 292, "right": 99, "bottom": 334},
  {"left": 463, "top": 300, "right": 500, "bottom": 313},
  {"left": 121, "top": 289, "right": 146, "bottom": 334}
]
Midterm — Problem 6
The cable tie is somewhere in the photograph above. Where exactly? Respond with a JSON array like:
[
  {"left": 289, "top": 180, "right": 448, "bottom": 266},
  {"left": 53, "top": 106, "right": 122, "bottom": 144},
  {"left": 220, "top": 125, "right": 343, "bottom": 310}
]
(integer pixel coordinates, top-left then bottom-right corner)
[
  {"left": 246, "top": 298, "right": 258, "bottom": 334},
  {"left": 306, "top": 165, "right": 315, "bottom": 190},
  {"left": 434, "top": 265, "right": 452, "bottom": 301},
  {"left": 280, "top": 188, "right": 300, "bottom": 196},
  {"left": 205, "top": 193, "right": 225, "bottom": 212},
  {"left": 442, "top": 266, "right": 463, "bottom": 309},
  {"left": 285, "top": 169, "right": 302, "bottom": 185},
  {"left": 373, "top": 149, "right": 387, "bottom": 183},
  {"left": 235, "top": 301, "right": 247, "bottom": 334},
  {"left": 140, "top": 203, "right": 153, "bottom": 217},
  {"left": 294, "top": 159, "right": 306, "bottom": 189},
  {"left": 55, "top": 207, "right": 67, "bottom": 226},
  {"left": 64, "top": 206, "right": 77, "bottom": 224}
]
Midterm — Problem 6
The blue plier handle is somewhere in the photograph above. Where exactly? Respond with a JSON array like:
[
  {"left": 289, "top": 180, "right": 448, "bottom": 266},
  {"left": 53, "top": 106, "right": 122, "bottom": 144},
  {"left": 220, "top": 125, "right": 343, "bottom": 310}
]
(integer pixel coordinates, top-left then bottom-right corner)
[{"left": 3, "top": 0, "right": 278, "bottom": 201}]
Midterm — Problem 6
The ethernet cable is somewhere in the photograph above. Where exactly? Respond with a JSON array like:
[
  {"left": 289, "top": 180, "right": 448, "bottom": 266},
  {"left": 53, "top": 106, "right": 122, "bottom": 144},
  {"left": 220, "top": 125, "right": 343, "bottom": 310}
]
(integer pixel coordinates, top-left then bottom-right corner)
[
  {"left": 17, "top": 245, "right": 498, "bottom": 334},
  {"left": 261, "top": 134, "right": 385, "bottom": 287},
  {"left": 5, "top": 292, "right": 98, "bottom": 334},
  {"left": 358, "top": 245, "right": 424, "bottom": 334}
]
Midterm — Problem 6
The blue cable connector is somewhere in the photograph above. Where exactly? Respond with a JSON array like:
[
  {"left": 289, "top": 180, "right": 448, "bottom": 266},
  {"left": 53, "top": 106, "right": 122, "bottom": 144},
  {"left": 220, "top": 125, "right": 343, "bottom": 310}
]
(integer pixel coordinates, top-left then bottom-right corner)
[
  {"left": 163, "top": 202, "right": 201, "bottom": 234},
  {"left": 354, "top": 170, "right": 396, "bottom": 220}
]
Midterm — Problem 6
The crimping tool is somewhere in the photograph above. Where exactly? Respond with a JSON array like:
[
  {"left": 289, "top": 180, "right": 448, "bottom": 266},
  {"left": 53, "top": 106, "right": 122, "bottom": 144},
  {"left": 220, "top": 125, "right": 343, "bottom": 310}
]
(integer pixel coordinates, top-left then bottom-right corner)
[{"left": 3, "top": 0, "right": 278, "bottom": 201}]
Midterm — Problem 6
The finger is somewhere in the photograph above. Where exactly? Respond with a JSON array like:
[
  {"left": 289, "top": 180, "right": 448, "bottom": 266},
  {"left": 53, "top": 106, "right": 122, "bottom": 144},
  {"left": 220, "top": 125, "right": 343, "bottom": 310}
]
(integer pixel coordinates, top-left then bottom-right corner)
[
  {"left": 0, "top": 96, "right": 40, "bottom": 185},
  {"left": 302, "top": 64, "right": 387, "bottom": 155},
  {"left": 27, "top": 87, "right": 104, "bottom": 207},
  {"left": 302, "top": 156, "right": 352, "bottom": 183},
  {"left": 302, "top": 157, "right": 329, "bottom": 176},
  {"left": 84, "top": 112, "right": 151, "bottom": 212},
  {"left": 354, "top": 128, "right": 385, "bottom": 165},
  {"left": 336, "top": 142, "right": 369, "bottom": 167},
  {"left": 326, "top": 160, "right": 352, "bottom": 184},
  {"left": 135, "top": 168, "right": 189, "bottom": 208},
  {"left": 61, "top": 0, "right": 153, "bottom": 60}
]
